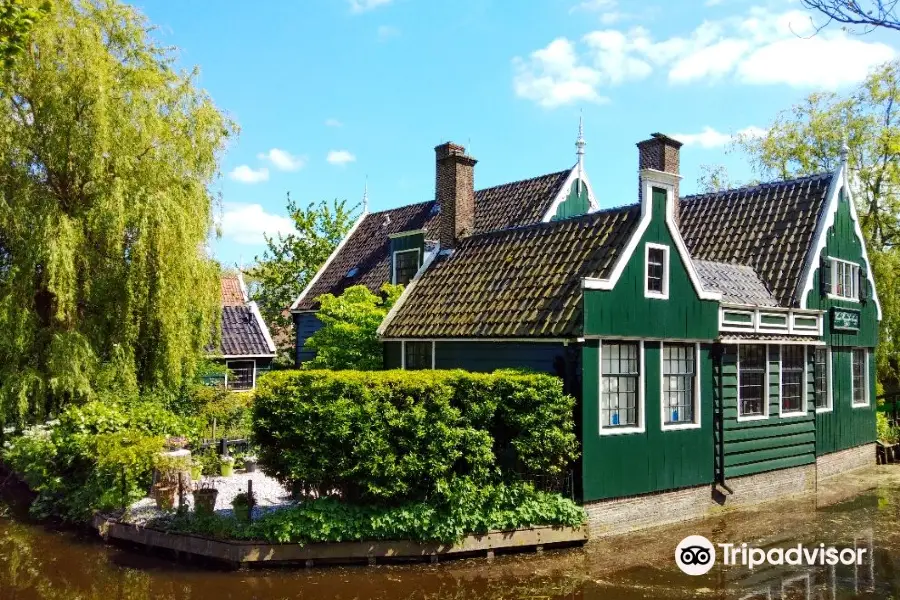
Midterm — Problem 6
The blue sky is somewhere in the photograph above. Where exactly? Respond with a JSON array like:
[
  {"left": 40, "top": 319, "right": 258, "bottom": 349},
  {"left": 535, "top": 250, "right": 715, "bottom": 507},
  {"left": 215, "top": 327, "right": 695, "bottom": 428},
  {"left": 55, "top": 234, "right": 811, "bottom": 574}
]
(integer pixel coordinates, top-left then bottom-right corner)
[{"left": 134, "top": 0, "right": 898, "bottom": 268}]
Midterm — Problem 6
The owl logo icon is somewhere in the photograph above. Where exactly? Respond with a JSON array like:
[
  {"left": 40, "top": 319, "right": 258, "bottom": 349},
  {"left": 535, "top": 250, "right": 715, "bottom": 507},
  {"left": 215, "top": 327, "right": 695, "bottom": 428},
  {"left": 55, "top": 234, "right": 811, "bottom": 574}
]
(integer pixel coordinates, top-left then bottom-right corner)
[{"left": 675, "top": 535, "right": 716, "bottom": 575}]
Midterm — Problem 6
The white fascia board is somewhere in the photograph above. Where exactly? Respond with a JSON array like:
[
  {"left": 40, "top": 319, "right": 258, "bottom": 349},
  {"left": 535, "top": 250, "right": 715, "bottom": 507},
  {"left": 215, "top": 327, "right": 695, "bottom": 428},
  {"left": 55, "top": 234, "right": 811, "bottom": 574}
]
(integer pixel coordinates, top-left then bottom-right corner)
[
  {"left": 289, "top": 211, "right": 368, "bottom": 312},
  {"left": 582, "top": 169, "right": 721, "bottom": 301},
  {"left": 540, "top": 165, "right": 600, "bottom": 223},
  {"left": 796, "top": 166, "right": 882, "bottom": 320},
  {"left": 248, "top": 300, "right": 278, "bottom": 354},
  {"left": 209, "top": 353, "right": 277, "bottom": 359},
  {"left": 376, "top": 242, "right": 441, "bottom": 337},
  {"left": 720, "top": 302, "right": 823, "bottom": 316}
]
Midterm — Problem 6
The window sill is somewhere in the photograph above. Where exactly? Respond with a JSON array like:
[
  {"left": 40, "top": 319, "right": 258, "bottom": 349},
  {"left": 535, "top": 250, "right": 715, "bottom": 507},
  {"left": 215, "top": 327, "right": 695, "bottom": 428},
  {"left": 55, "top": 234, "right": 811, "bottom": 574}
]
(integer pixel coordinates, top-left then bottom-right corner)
[
  {"left": 779, "top": 410, "right": 807, "bottom": 419},
  {"left": 736, "top": 414, "right": 768, "bottom": 422},
  {"left": 644, "top": 292, "right": 669, "bottom": 300},
  {"left": 661, "top": 422, "right": 702, "bottom": 431},
  {"left": 598, "top": 426, "right": 645, "bottom": 436},
  {"left": 815, "top": 406, "right": 834, "bottom": 414},
  {"left": 851, "top": 402, "right": 871, "bottom": 409},
  {"left": 826, "top": 294, "right": 860, "bottom": 303}
]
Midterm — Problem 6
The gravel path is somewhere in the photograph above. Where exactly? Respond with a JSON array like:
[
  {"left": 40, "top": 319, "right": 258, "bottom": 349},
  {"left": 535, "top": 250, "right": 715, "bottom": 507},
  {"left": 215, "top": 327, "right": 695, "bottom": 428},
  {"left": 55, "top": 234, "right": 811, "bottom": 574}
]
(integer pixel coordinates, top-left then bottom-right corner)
[{"left": 125, "top": 470, "right": 293, "bottom": 524}]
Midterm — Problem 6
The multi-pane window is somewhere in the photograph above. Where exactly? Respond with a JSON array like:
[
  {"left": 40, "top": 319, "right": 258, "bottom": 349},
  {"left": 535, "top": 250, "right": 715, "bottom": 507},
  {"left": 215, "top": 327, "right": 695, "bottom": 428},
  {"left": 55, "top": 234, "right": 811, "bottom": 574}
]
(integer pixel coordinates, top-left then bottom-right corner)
[
  {"left": 601, "top": 342, "right": 640, "bottom": 428},
  {"left": 781, "top": 346, "right": 805, "bottom": 414},
  {"left": 832, "top": 259, "right": 859, "bottom": 300},
  {"left": 645, "top": 244, "right": 667, "bottom": 297},
  {"left": 404, "top": 341, "right": 432, "bottom": 370},
  {"left": 814, "top": 347, "right": 830, "bottom": 410},
  {"left": 226, "top": 360, "right": 255, "bottom": 391},
  {"left": 852, "top": 348, "right": 868, "bottom": 406},
  {"left": 393, "top": 249, "right": 420, "bottom": 286},
  {"left": 738, "top": 345, "right": 766, "bottom": 418},
  {"left": 663, "top": 344, "right": 695, "bottom": 425}
]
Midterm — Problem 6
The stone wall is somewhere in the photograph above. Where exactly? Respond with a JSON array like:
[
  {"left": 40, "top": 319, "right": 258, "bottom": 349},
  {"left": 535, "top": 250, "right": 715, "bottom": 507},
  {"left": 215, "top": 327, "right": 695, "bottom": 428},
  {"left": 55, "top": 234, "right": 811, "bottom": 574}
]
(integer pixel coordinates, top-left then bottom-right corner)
[{"left": 816, "top": 443, "right": 875, "bottom": 481}]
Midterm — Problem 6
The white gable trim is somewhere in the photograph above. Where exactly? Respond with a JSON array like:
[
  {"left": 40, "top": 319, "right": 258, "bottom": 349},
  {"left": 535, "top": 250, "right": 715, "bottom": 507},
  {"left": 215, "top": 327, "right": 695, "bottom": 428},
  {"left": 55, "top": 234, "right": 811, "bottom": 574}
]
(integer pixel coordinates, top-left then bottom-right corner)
[
  {"left": 795, "top": 166, "right": 882, "bottom": 320},
  {"left": 376, "top": 243, "right": 441, "bottom": 337},
  {"left": 582, "top": 169, "right": 722, "bottom": 301},
  {"left": 289, "top": 211, "right": 367, "bottom": 311},
  {"left": 540, "top": 165, "right": 600, "bottom": 223},
  {"left": 248, "top": 300, "right": 278, "bottom": 354}
]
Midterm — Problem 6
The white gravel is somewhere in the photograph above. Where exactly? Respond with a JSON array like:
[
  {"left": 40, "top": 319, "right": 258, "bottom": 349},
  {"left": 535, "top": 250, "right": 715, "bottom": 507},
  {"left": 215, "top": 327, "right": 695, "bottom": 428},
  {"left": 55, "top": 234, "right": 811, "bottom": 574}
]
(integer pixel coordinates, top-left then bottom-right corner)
[{"left": 124, "top": 470, "right": 293, "bottom": 524}]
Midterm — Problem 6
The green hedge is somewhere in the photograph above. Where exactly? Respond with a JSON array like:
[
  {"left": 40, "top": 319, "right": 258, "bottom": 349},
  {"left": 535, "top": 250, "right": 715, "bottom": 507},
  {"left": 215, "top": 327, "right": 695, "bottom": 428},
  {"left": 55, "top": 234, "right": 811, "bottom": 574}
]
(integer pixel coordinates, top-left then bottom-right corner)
[{"left": 251, "top": 369, "right": 579, "bottom": 504}]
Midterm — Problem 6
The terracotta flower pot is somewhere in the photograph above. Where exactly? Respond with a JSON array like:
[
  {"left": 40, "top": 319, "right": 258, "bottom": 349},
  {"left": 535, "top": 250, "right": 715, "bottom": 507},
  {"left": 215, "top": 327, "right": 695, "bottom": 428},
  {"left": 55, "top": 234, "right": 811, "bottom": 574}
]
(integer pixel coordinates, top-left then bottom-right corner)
[
  {"left": 153, "top": 483, "right": 176, "bottom": 511},
  {"left": 193, "top": 489, "right": 218, "bottom": 516}
]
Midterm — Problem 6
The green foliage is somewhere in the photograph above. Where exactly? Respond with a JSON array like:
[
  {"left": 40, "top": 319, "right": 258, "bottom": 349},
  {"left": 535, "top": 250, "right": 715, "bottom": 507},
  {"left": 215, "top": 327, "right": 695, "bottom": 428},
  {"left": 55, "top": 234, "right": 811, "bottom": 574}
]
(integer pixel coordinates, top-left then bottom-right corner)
[
  {"left": 0, "top": 0, "right": 50, "bottom": 67},
  {"left": 249, "top": 197, "right": 356, "bottom": 341},
  {"left": 2, "top": 399, "right": 197, "bottom": 520},
  {"left": 303, "top": 284, "right": 404, "bottom": 370},
  {"left": 158, "top": 481, "right": 585, "bottom": 545},
  {"left": 733, "top": 60, "right": 900, "bottom": 387},
  {"left": 877, "top": 412, "right": 899, "bottom": 444},
  {"left": 251, "top": 369, "right": 579, "bottom": 505},
  {"left": 0, "top": 0, "right": 234, "bottom": 428}
]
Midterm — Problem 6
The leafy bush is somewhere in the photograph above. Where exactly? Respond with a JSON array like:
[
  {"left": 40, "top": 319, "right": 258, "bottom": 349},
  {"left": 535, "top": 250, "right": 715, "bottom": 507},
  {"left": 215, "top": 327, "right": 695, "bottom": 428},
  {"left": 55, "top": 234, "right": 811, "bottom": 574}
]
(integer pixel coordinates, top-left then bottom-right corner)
[
  {"left": 2, "top": 399, "right": 198, "bottom": 520},
  {"left": 877, "top": 412, "right": 899, "bottom": 443},
  {"left": 157, "top": 481, "right": 585, "bottom": 544},
  {"left": 252, "top": 369, "right": 578, "bottom": 504}
]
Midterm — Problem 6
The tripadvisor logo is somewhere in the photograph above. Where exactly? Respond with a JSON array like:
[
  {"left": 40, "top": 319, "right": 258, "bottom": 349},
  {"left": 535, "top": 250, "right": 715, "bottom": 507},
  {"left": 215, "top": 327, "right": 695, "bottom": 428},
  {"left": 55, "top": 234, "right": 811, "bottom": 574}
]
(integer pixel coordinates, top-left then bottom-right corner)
[{"left": 675, "top": 536, "right": 868, "bottom": 575}]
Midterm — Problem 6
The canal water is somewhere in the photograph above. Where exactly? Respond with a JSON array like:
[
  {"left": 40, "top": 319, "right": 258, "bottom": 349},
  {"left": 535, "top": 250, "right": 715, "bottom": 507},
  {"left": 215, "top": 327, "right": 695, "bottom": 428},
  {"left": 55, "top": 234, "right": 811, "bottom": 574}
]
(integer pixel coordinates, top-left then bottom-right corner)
[{"left": 1, "top": 482, "right": 898, "bottom": 599}]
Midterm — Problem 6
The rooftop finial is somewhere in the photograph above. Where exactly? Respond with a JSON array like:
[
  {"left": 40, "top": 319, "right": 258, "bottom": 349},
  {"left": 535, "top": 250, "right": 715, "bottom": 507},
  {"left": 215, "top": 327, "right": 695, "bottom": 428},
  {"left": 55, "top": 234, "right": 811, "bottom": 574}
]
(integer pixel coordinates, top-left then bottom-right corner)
[
  {"left": 362, "top": 176, "right": 369, "bottom": 214},
  {"left": 576, "top": 110, "right": 586, "bottom": 193}
]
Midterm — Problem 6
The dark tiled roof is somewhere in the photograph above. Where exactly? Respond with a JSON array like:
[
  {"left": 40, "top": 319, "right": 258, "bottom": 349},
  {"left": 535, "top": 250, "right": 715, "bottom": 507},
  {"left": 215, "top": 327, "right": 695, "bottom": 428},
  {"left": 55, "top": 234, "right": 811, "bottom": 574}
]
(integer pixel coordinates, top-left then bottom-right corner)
[
  {"left": 381, "top": 206, "right": 640, "bottom": 338},
  {"left": 694, "top": 260, "right": 778, "bottom": 307},
  {"left": 221, "top": 274, "right": 246, "bottom": 306},
  {"left": 220, "top": 306, "right": 274, "bottom": 356},
  {"left": 473, "top": 169, "right": 570, "bottom": 234},
  {"left": 293, "top": 169, "right": 573, "bottom": 311},
  {"left": 680, "top": 172, "right": 832, "bottom": 307}
]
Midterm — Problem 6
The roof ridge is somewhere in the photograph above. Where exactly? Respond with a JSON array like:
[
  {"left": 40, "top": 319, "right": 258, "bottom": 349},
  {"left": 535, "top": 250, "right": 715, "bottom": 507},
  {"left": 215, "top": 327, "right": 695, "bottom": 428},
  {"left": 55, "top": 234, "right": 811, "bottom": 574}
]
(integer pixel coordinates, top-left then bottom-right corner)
[
  {"left": 682, "top": 171, "right": 834, "bottom": 202},
  {"left": 462, "top": 202, "right": 638, "bottom": 242}
]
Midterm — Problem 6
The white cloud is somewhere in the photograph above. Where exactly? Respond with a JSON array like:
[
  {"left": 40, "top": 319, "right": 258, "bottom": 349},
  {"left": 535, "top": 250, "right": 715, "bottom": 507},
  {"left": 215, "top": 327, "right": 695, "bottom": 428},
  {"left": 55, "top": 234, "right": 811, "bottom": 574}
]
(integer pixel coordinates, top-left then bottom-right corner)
[
  {"left": 673, "top": 125, "right": 767, "bottom": 148},
  {"left": 569, "top": 0, "right": 616, "bottom": 13},
  {"left": 327, "top": 150, "right": 357, "bottom": 165},
  {"left": 219, "top": 203, "right": 295, "bottom": 245},
  {"left": 377, "top": 25, "right": 400, "bottom": 41},
  {"left": 512, "top": 38, "right": 606, "bottom": 108},
  {"left": 228, "top": 165, "right": 269, "bottom": 184},
  {"left": 349, "top": 0, "right": 391, "bottom": 13},
  {"left": 325, "top": 118, "right": 344, "bottom": 127},
  {"left": 515, "top": 5, "right": 897, "bottom": 107},
  {"left": 257, "top": 148, "right": 306, "bottom": 172}
]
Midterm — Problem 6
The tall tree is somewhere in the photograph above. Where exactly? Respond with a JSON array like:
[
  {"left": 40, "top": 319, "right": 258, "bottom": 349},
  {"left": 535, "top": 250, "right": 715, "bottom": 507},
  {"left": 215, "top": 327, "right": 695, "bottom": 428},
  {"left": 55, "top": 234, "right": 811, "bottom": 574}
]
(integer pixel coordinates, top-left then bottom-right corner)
[
  {"left": 249, "top": 196, "right": 356, "bottom": 341},
  {"left": 0, "top": 0, "right": 50, "bottom": 67},
  {"left": 696, "top": 164, "right": 734, "bottom": 194},
  {"left": 733, "top": 60, "right": 900, "bottom": 386},
  {"left": 801, "top": 0, "right": 900, "bottom": 34},
  {"left": 0, "top": 0, "right": 234, "bottom": 426}
]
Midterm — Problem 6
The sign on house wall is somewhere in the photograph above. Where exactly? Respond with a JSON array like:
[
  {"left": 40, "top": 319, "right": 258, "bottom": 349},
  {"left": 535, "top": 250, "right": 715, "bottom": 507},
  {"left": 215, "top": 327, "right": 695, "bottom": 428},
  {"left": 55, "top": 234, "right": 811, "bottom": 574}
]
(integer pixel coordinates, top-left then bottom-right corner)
[{"left": 831, "top": 307, "right": 861, "bottom": 332}]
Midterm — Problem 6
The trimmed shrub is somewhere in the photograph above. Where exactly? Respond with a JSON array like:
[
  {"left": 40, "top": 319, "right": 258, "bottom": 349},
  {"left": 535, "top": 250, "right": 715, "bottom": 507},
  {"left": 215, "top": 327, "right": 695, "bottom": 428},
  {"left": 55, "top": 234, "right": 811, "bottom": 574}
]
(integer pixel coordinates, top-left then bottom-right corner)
[{"left": 251, "top": 369, "right": 578, "bottom": 504}]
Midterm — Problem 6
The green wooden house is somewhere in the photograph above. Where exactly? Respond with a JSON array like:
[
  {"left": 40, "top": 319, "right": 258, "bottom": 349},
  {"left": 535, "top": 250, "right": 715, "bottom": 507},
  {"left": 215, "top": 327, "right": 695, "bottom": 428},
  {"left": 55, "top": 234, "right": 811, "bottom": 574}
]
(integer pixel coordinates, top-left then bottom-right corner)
[{"left": 293, "top": 126, "right": 879, "bottom": 534}]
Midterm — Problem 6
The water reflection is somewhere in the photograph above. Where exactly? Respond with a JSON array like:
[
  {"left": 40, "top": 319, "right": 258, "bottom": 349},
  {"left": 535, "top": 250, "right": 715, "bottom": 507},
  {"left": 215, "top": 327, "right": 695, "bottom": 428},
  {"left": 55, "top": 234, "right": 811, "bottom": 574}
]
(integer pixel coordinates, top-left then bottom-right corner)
[{"left": 3, "top": 486, "right": 900, "bottom": 599}]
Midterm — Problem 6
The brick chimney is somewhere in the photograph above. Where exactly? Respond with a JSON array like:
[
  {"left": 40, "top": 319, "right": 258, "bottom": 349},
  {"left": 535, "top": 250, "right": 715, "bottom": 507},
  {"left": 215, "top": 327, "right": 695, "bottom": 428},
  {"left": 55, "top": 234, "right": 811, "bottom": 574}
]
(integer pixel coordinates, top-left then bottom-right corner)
[
  {"left": 637, "top": 133, "right": 683, "bottom": 223},
  {"left": 435, "top": 142, "right": 477, "bottom": 249}
]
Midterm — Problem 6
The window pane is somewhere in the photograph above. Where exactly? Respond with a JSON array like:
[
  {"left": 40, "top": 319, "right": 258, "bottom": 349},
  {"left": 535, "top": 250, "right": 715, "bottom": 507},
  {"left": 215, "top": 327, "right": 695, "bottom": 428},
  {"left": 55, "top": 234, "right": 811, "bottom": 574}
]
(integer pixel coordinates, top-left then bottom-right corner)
[
  {"left": 404, "top": 341, "right": 432, "bottom": 370},
  {"left": 601, "top": 342, "right": 640, "bottom": 427},
  {"left": 852, "top": 348, "right": 867, "bottom": 405},
  {"left": 739, "top": 345, "right": 766, "bottom": 417},
  {"left": 814, "top": 348, "right": 828, "bottom": 409},
  {"left": 227, "top": 361, "right": 254, "bottom": 390},
  {"left": 663, "top": 344, "right": 695, "bottom": 424},
  {"left": 394, "top": 250, "right": 419, "bottom": 285},
  {"left": 647, "top": 248, "right": 664, "bottom": 293},
  {"left": 781, "top": 346, "right": 804, "bottom": 413}
]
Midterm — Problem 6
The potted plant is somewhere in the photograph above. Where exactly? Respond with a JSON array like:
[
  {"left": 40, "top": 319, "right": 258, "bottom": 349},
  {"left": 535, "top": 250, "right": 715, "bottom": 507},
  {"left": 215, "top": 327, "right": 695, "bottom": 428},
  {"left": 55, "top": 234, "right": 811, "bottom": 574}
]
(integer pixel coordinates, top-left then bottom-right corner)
[
  {"left": 164, "top": 436, "right": 189, "bottom": 451},
  {"left": 193, "top": 479, "right": 218, "bottom": 516},
  {"left": 231, "top": 489, "right": 255, "bottom": 522},
  {"left": 152, "top": 453, "right": 191, "bottom": 510},
  {"left": 243, "top": 455, "right": 258, "bottom": 473},
  {"left": 219, "top": 455, "right": 235, "bottom": 477},
  {"left": 190, "top": 459, "right": 203, "bottom": 481}
]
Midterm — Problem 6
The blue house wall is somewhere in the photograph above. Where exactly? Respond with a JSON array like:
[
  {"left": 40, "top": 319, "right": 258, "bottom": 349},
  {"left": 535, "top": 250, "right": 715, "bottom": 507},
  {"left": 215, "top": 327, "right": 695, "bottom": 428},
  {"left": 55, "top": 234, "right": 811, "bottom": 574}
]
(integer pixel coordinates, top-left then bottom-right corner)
[{"left": 294, "top": 311, "right": 323, "bottom": 366}]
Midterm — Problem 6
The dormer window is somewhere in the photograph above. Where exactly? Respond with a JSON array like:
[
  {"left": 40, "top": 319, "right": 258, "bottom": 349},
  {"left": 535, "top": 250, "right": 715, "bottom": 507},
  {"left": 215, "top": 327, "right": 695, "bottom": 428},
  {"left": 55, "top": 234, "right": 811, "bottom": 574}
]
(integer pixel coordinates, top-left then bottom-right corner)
[
  {"left": 392, "top": 248, "right": 420, "bottom": 286},
  {"left": 644, "top": 243, "right": 669, "bottom": 299}
]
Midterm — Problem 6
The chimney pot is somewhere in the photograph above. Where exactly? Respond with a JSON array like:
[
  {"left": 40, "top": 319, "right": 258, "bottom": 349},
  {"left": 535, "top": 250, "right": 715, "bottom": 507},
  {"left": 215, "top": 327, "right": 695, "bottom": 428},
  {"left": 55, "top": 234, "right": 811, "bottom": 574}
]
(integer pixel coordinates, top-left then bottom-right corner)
[{"left": 435, "top": 142, "right": 477, "bottom": 249}]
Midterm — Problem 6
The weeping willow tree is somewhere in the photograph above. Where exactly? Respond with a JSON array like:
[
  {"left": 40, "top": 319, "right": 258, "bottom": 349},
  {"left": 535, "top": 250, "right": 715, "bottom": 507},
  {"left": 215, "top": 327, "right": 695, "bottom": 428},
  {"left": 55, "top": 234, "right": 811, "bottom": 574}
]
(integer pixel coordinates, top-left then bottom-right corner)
[{"left": 0, "top": 0, "right": 235, "bottom": 426}]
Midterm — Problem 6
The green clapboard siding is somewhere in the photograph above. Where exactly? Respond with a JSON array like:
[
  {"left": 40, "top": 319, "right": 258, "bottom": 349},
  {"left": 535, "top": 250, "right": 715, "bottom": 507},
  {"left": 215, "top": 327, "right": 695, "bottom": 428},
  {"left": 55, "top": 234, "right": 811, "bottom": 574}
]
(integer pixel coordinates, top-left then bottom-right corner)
[
  {"left": 581, "top": 342, "right": 715, "bottom": 502},
  {"left": 550, "top": 179, "right": 591, "bottom": 221},
  {"left": 583, "top": 188, "right": 718, "bottom": 339},
  {"left": 815, "top": 347, "right": 876, "bottom": 454},
  {"left": 804, "top": 187, "right": 878, "bottom": 348},
  {"left": 718, "top": 345, "right": 817, "bottom": 480}
]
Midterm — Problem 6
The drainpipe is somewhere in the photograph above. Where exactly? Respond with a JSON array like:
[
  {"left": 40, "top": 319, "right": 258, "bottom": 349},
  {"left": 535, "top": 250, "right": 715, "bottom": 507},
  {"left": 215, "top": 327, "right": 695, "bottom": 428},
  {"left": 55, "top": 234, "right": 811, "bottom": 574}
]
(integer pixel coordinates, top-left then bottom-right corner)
[{"left": 710, "top": 341, "right": 732, "bottom": 492}]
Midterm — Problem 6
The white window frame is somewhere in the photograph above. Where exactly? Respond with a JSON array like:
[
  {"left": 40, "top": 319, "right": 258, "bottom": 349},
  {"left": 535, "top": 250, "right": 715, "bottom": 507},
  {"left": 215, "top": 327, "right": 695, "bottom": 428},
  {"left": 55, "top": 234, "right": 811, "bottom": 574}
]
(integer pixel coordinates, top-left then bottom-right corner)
[
  {"left": 660, "top": 342, "right": 701, "bottom": 431},
  {"left": 778, "top": 345, "right": 807, "bottom": 418},
  {"left": 851, "top": 347, "right": 870, "bottom": 408},
  {"left": 598, "top": 340, "right": 645, "bottom": 435},
  {"left": 736, "top": 344, "right": 769, "bottom": 422},
  {"left": 224, "top": 359, "right": 256, "bottom": 391},
  {"left": 392, "top": 248, "right": 421, "bottom": 286},
  {"left": 814, "top": 346, "right": 833, "bottom": 413},
  {"left": 400, "top": 339, "right": 435, "bottom": 370},
  {"left": 644, "top": 243, "right": 670, "bottom": 300},
  {"left": 829, "top": 257, "right": 860, "bottom": 302}
]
